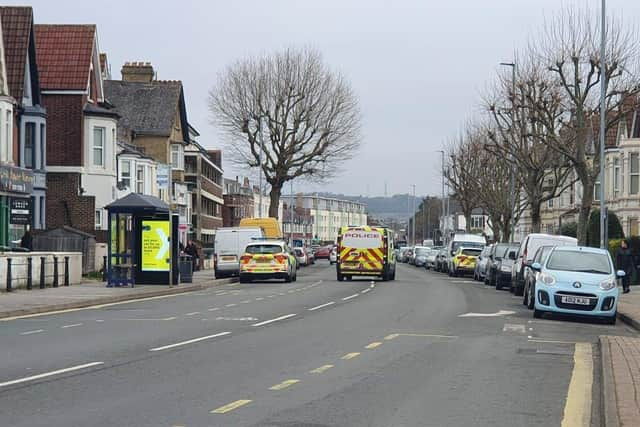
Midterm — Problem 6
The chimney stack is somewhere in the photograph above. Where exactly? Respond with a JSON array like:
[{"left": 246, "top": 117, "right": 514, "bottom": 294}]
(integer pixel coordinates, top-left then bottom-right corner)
[{"left": 121, "top": 61, "right": 155, "bottom": 83}]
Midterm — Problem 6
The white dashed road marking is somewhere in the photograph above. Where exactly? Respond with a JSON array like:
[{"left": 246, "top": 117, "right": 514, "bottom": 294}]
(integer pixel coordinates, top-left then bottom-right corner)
[
  {"left": 308, "top": 302, "right": 335, "bottom": 311},
  {"left": 252, "top": 314, "right": 296, "bottom": 327}
]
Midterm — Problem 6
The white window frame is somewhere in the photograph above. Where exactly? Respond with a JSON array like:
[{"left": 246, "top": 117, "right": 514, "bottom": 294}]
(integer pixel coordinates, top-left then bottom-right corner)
[
  {"left": 120, "top": 159, "right": 131, "bottom": 188},
  {"left": 136, "top": 164, "right": 144, "bottom": 194},
  {"left": 630, "top": 153, "right": 639, "bottom": 196},
  {"left": 170, "top": 144, "right": 184, "bottom": 170},
  {"left": 594, "top": 173, "right": 601, "bottom": 202},
  {"left": 614, "top": 158, "right": 621, "bottom": 196},
  {"left": 93, "top": 127, "right": 105, "bottom": 167},
  {"left": 548, "top": 198, "right": 554, "bottom": 208},
  {"left": 95, "top": 209, "right": 102, "bottom": 229}
]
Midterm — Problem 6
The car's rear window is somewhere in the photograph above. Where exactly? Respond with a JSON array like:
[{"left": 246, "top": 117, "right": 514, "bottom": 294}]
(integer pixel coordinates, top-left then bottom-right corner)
[
  {"left": 293, "top": 248, "right": 304, "bottom": 255},
  {"left": 461, "top": 249, "right": 481, "bottom": 256},
  {"left": 245, "top": 244, "right": 283, "bottom": 254},
  {"left": 546, "top": 251, "right": 611, "bottom": 274},
  {"left": 415, "top": 248, "right": 429, "bottom": 255}
]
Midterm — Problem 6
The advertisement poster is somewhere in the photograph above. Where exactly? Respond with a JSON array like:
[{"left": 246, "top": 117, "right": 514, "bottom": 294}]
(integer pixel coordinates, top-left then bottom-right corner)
[{"left": 141, "top": 220, "right": 170, "bottom": 271}]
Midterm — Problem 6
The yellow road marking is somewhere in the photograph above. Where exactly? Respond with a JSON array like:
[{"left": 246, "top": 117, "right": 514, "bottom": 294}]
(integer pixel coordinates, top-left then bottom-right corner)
[
  {"left": 310, "top": 364, "right": 334, "bottom": 374},
  {"left": 384, "top": 334, "right": 399, "bottom": 340},
  {"left": 561, "top": 343, "right": 592, "bottom": 427},
  {"left": 210, "top": 399, "right": 252, "bottom": 414},
  {"left": 269, "top": 379, "right": 300, "bottom": 390},
  {"left": 365, "top": 342, "right": 382, "bottom": 349},
  {"left": 341, "top": 352, "right": 361, "bottom": 360}
]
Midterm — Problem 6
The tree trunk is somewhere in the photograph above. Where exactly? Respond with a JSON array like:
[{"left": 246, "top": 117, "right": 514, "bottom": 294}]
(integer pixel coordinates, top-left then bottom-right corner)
[
  {"left": 501, "top": 221, "right": 511, "bottom": 243},
  {"left": 530, "top": 200, "right": 542, "bottom": 234},
  {"left": 268, "top": 184, "right": 282, "bottom": 219},
  {"left": 464, "top": 211, "right": 472, "bottom": 233},
  {"left": 576, "top": 181, "right": 594, "bottom": 246}
]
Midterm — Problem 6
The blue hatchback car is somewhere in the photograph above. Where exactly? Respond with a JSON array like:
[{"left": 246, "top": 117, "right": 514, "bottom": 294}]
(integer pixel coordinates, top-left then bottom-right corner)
[{"left": 530, "top": 246, "right": 622, "bottom": 324}]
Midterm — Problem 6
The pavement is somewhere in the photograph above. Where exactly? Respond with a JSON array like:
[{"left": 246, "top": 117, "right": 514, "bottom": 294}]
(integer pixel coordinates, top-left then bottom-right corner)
[
  {"left": 0, "top": 269, "right": 232, "bottom": 320},
  {"left": 1, "top": 261, "right": 637, "bottom": 426}
]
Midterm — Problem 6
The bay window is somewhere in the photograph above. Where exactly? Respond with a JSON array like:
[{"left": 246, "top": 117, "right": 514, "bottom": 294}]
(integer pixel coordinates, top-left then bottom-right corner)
[
  {"left": 93, "top": 127, "right": 105, "bottom": 166},
  {"left": 630, "top": 153, "right": 639, "bottom": 195}
]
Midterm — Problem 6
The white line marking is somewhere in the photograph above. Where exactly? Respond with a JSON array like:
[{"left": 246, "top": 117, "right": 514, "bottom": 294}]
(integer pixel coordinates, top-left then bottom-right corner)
[
  {"left": 361, "top": 288, "right": 370, "bottom": 294},
  {"left": 208, "top": 307, "right": 219, "bottom": 312},
  {"left": 149, "top": 331, "right": 231, "bottom": 352},
  {"left": 225, "top": 304, "right": 237, "bottom": 307},
  {"left": 342, "top": 294, "right": 359, "bottom": 301},
  {"left": 20, "top": 329, "right": 44, "bottom": 335},
  {"left": 252, "top": 314, "right": 296, "bottom": 327},
  {"left": 0, "top": 362, "right": 104, "bottom": 388},
  {"left": 95, "top": 320, "right": 104, "bottom": 322},
  {"left": 370, "top": 284, "right": 375, "bottom": 289},
  {"left": 241, "top": 300, "right": 251, "bottom": 304},
  {"left": 267, "top": 295, "right": 276, "bottom": 298},
  {"left": 61, "top": 323, "right": 82, "bottom": 329},
  {"left": 255, "top": 297, "right": 264, "bottom": 301},
  {"left": 308, "top": 301, "right": 336, "bottom": 311},
  {"left": 185, "top": 312, "right": 200, "bottom": 316},
  {"left": 503, "top": 324, "right": 526, "bottom": 333}
]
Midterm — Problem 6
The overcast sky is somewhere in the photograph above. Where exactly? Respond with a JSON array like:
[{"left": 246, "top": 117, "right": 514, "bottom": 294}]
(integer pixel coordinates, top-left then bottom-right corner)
[{"left": 11, "top": 0, "right": 640, "bottom": 197}]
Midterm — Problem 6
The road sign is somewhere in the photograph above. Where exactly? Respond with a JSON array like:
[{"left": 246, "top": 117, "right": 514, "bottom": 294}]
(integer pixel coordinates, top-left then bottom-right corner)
[
  {"left": 141, "top": 220, "right": 171, "bottom": 271},
  {"left": 156, "top": 164, "right": 170, "bottom": 191}
]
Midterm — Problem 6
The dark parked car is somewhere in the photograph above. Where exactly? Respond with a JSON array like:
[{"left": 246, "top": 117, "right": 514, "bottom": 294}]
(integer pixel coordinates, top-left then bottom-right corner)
[
  {"left": 522, "top": 245, "right": 555, "bottom": 309},
  {"left": 314, "top": 245, "right": 332, "bottom": 259},
  {"left": 485, "top": 243, "right": 519, "bottom": 289}
]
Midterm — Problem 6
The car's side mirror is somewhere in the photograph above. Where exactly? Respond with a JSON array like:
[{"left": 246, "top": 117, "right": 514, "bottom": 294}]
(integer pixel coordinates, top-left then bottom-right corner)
[
  {"left": 450, "top": 251, "right": 455, "bottom": 256},
  {"left": 617, "top": 270, "right": 626, "bottom": 278},
  {"left": 531, "top": 262, "right": 542, "bottom": 272},
  {"left": 508, "top": 251, "right": 517, "bottom": 260}
]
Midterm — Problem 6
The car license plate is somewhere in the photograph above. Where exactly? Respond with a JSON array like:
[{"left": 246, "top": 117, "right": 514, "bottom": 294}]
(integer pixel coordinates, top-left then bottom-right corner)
[
  {"left": 561, "top": 296, "right": 591, "bottom": 305},
  {"left": 221, "top": 256, "right": 236, "bottom": 261}
]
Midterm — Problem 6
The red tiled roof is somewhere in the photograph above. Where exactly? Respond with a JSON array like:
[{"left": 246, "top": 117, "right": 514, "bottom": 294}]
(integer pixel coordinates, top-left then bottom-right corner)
[
  {"left": 0, "top": 6, "right": 33, "bottom": 100},
  {"left": 34, "top": 24, "right": 95, "bottom": 91}
]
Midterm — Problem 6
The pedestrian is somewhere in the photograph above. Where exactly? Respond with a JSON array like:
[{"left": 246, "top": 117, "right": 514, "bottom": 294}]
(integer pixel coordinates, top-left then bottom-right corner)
[
  {"left": 185, "top": 240, "right": 199, "bottom": 271},
  {"left": 20, "top": 228, "right": 33, "bottom": 251},
  {"left": 616, "top": 239, "right": 633, "bottom": 294}
]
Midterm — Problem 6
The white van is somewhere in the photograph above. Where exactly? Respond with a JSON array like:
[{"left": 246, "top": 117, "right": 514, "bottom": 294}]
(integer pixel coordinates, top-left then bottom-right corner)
[
  {"left": 214, "top": 227, "right": 264, "bottom": 278},
  {"left": 510, "top": 233, "right": 577, "bottom": 295},
  {"left": 446, "top": 233, "right": 486, "bottom": 272}
]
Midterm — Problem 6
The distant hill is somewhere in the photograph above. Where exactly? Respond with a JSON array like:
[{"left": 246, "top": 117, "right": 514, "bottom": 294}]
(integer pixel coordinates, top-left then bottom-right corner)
[{"left": 317, "top": 193, "right": 422, "bottom": 220}]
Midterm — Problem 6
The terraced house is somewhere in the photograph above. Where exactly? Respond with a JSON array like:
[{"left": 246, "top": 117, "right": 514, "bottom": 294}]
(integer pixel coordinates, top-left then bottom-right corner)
[{"left": 34, "top": 24, "right": 118, "bottom": 238}]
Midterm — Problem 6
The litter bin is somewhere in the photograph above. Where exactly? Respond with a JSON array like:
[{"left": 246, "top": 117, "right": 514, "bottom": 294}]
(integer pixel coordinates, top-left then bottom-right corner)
[{"left": 179, "top": 255, "right": 193, "bottom": 283}]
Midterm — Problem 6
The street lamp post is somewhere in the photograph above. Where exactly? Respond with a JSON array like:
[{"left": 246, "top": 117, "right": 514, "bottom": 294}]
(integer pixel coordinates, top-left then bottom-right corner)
[
  {"left": 411, "top": 184, "right": 416, "bottom": 245},
  {"left": 258, "top": 116, "right": 265, "bottom": 218},
  {"left": 438, "top": 150, "right": 446, "bottom": 244},
  {"left": 500, "top": 61, "right": 517, "bottom": 243},
  {"left": 599, "top": 0, "right": 607, "bottom": 249}
]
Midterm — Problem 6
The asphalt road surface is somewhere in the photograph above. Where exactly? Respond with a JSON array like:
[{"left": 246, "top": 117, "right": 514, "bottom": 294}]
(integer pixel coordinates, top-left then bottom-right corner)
[{"left": 1, "top": 262, "right": 636, "bottom": 426}]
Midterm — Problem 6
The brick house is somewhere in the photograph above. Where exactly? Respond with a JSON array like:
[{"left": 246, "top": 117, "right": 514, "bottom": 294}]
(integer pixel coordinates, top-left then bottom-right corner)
[
  {"left": 103, "top": 62, "right": 192, "bottom": 244},
  {"left": 34, "top": 24, "right": 119, "bottom": 238},
  {"left": 222, "top": 177, "right": 255, "bottom": 227}
]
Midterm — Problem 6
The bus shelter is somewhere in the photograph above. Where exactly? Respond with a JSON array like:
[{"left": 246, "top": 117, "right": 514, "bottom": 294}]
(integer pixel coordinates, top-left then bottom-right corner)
[{"left": 105, "top": 193, "right": 178, "bottom": 286}]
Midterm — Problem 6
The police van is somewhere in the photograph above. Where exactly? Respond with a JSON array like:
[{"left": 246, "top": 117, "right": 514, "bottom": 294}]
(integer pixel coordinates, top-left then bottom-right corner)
[{"left": 336, "top": 226, "right": 396, "bottom": 281}]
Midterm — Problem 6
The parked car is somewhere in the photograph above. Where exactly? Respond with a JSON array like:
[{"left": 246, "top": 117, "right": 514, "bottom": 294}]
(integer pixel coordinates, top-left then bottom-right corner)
[
  {"left": 314, "top": 245, "right": 332, "bottom": 260},
  {"left": 485, "top": 243, "right": 519, "bottom": 289},
  {"left": 293, "top": 247, "right": 313, "bottom": 266},
  {"left": 329, "top": 246, "right": 338, "bottom": 265},
  {"left": 446, "top": 233, "right": 486, "bottom": 272},
  {"left": 435, "top": 248, "right": 449, "bottom": 273},
  {"left": 523, "top": 245, "right": 555, "bottom": 309},
  {"left": 425, "top": 249, "right": 438, "bottom": 270},
  {"left": 401, "top": 247, "right": 414, "bottom": 264},
  {"left": 474, "top": 244, "right": 493, "bottom": 281},
  {"left": 512, "top": 234, "right": 578, "bottom": 296},
  {"left": 449, "top": 246, "right": 482, "bottom": 277},
  {"left": 413, "top": 246, "right": 430, "bottom": 267},
  {"left": 214, "top": 226, "right": 264, "bottom": 278},
  {"left": 529, "top": 246, "right": 621, "bottom": 324},
  {"left": 239, "top": 240, "right": 297, "bottom": 283}
]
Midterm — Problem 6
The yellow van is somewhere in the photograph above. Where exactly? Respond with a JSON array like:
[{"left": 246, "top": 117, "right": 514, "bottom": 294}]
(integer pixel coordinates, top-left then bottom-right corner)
[{"left": 239, "top": 217, "right": 282, "bottom": 240}]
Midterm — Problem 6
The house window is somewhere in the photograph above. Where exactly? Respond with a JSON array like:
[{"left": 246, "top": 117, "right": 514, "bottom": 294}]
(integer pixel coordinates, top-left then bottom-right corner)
[
  {"left": 630, "top": 153, "right": 639, "bottom": 195},
  {"left": 40, "top": 123, "right": 45, "bottom": 169},
  {"left": 548, "top": 198, "right": 554, "bottom": 209},
  {"left": 171, "top": 144, "right": 184, "bottom": 170},
  {"left": 93, "top": 127, "right": 105, "bottom": 166},
  {"left": 120, "top": 160, "right": 131, "bottom": 188},
  {"left": 136, "top": 165, "right": 144, "bottom": 193},
  {"left": 5, "top": 110, "right": 11, "bottom": 162},
  {"left": 39, "top": 196, "right": 45, "bottom": 229},
  {"left": 24, "top": 122, "right": 35, "bottom": 169},
  {"left": 95, "top": 209, "right": 102, "bottom": 229},
  {"left": 614, "top": 158, "right": 621, "bottom": 196},
  {"left": 594, "top": 173, "right": 601, "bottom": 201},
  {"left": 471, "top": 216, "right": 485, "bottom": 229}
]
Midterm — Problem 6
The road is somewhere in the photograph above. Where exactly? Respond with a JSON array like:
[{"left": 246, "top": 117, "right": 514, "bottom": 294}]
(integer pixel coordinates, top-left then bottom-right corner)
[{"left": 0, "top": 262, "right": 636, "bottom": 426}]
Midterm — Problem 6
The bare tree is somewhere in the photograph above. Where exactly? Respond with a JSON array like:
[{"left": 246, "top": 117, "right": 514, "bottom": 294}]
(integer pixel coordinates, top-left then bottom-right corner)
[
  {"left": 530, "top": 7, "right": 640, "bottom": 244},
  {"left": 446, "top": 131, "right": 484, "bottom": 233},
  {"left": 485, "top": 57, "right": 575, "bottom": 235},
  {"left": 209, "top": 47, "right": 361, "bottom": 218}
]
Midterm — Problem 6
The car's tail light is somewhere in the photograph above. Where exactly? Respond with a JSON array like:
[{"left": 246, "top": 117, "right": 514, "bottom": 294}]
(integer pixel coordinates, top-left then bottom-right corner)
[
  {"left": 275, "top": 254, "right": 287, "bottom": 264},
  {"left": 240, "top": 254, "right": 252, "bottom": 264},
  {"left": 458, "top": 256, "right": 467, "bottom": 262}
]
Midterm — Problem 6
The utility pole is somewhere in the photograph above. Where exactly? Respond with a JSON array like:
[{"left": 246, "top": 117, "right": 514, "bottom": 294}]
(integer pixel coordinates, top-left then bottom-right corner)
[
  {"left": 258, "top": 116, "right": 264, "bottom": 218},
  {"left": 438, "top": 150, "right": 446, "bottom": 244},
  {"left": 500, "top": 61, "right": 517, "bottom": 242},
  {"left": 411, "top": 184, "right": 416, "bottom": 245},
  {"left": 599, "top": 0, "right": 607, "bottom": 249}
]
